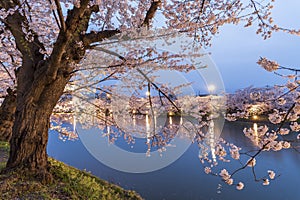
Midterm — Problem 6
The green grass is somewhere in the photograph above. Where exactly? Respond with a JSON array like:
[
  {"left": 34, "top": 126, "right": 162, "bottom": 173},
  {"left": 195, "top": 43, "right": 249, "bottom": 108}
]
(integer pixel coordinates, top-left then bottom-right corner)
[
  {"left": 0, "top": 141, "right": 142, "bottom": 200},
  {"left": 0, "top": 141, "right": 9, "bottom": 171},
  {"left": 0, "top": 162, "right": 5, "bottom": 170},
  {"left": 48, "top": 158, "right": 142, "bottom": 200},
  {"left": 0, "top": 141, "right": 9, "bottom": 152}
]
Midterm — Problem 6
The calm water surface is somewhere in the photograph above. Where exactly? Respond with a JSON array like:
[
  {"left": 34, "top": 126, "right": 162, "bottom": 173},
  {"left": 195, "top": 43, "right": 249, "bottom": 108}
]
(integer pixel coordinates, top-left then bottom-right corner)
[{"left": 47, "top": 122, "right": 300, "bottom": 200}]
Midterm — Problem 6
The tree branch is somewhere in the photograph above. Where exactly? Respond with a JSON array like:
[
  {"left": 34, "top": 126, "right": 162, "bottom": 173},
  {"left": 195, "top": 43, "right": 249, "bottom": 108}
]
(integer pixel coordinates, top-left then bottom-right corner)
[
  {"left": 48, "top": 0, "right": 90, "bottom": 79},
  {"left": 141, "top": 0, "right": 161, "bottom": 28},
  {"left": 54, "top": 0, "right": 65, "bottom": 31},
  {"left": 2, "top": 10, "right": 44, "bottom": 60},
  {"left": 200, "top": 0, "right": 206, "bottom": 14},
  {"left": 47, "top": 0, "right": 61, "bottom": 29},
  {"left": 82, "top": 29, "right": 121, "bottom": 47}
]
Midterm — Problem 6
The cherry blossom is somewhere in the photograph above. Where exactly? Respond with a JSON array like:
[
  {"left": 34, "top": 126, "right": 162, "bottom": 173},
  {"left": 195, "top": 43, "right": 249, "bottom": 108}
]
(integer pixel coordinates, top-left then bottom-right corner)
[
  {"left": 236, "top": 182, "right": 244, "bottom": 190},
  {"left": 268, "top": 170, "right": 275, "bottom": 180},
  {"left": 257, "top": 57, "right": 279, "bottom": 72}
]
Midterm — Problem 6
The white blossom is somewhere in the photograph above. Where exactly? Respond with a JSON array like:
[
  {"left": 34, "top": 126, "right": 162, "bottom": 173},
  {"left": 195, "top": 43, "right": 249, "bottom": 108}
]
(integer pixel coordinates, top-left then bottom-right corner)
[
  {"left": 272, "top": 141, "right": 283, "bottom": 151},
  {"left": 290, "top": 122, "right": 300, "bottom": 132},
  {"left": 268, "top": 170, "right": 275, "bottom": 179},
  {"left": 236, "top": 182, "right": 244, "bottom": 190},
  {"left": 250, "top": 92, "right": 261, "bottom": 100},
  {"left": 247, "top": 158, "right": 256, "bottom": 167},
  {"left": 230, "top": 146, "right": 240, "bottom": 160},
  {"left": 204, "top": 167, "right": 211, "bottom": 174},
  {"left": 219, "top": 169, "right": 230, "bottom": 180},
  {"left": 268, "top": 111, "right": 282, "bottom": 124},
  {"left": 286, "top": 81, "right": 297, "bottom": 90},
  {"left": 277, "top": 97, "right": 286, "bottom": 106},
  {"left": 282, "top": 141, "right": 291, "bottom": 149},
  {"left": 279, "top": 128, "right": 290, "bottom": 135},
  {"left": 257, "top": 57, "right": 279, "bottom": 72},
  {"left": 225, "top": 178, "right": 234, "bottom": 185},
  {"left": 263, "top": 179, "right": 270, "bottom": 186}
]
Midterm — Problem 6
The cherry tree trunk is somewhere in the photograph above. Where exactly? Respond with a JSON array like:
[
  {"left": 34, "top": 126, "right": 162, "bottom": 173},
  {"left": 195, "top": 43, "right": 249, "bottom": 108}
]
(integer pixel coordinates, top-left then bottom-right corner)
[
  {"left": 6, "top": 61, "right": 71, "bottom": 176},
  {"left": 7, "top": 103, "right": 52, "bottom": 172},
  {"left": 0, "top": 89, "right": 16, "bottom": 141}
]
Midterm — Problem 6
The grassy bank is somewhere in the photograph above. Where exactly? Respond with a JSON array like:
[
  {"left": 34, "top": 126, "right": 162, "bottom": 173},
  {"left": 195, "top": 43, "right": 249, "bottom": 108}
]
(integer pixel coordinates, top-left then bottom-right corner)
[{"left": 0, "top": 142, "right": 142, "bottom": 200}]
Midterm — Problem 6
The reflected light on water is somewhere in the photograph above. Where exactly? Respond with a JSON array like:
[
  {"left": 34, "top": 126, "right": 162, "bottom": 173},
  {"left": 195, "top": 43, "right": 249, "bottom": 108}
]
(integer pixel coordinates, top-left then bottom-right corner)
[
  {"left": 209, "top": 120, "right": 217, "bottom": 163},
  {"left": 146, "top": 114, "right": 150, "bottom": 143},
  {"left": 169, "top": 116, "right": 173, "bottom": 125},
  {"left": 107, "top": 126, "right": 110, "bottom": 145},
  {"left": 253, "top": 123, "right": 258, "bottom": 146},
  {"left": 72, "top": 115, "right": 76, "bottom": 140}
]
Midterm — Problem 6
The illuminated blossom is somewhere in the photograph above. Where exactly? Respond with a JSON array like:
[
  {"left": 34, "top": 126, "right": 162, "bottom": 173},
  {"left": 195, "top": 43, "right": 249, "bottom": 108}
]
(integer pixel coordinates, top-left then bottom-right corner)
[
  {"left": 215, "top": 145, "right": 227, "bottom": 157},
  {"left": 272, "top": 142, "right": 283, "bottom": 151},
  {"left": 225, "top": 178, "right": 234, "bottom": 185},
  {"left": 250, "top": 92, "right": 261, "bottom": 100},
  {"left": 219, "top": 169, "right": 230, "bottom": 180},
  {"left": 257, "top": 125, "right": 268, "bottom": 136},
  {"left": 236, "top": 182, "right": 244, "bottom": 190},
  {"left": 268, "top": 111, "right": 282, "bottom": 124},
  {"left": 263, "top": 179, "right": 270, "bottom": 186},
  {"left": 290, "top": 122, "right": 300, "bottom": 132},
  {"left": 230, "top": 146, "right": 240, "bottom": 160},
  {"left": 278, "top": 128, "right": 289, "bottom": 135},
  {"left": 204, "top": 167, "right": 211, "bottom": 174},
  {"left": 277, "top": 98, "right": 286, "bottom": 106},
  {"left": 268, "top": 170, "right": 275, "bottom": 179},
  {"left": 282, "top": 141, "right": 291, "bottom": 149},
  {"left": 293, "top": 104, "right": 300, "bottom": 115},
  {"left": 225, "top": 113, "right": 237, "bottom": 121},
  {"left": 286, "top": 81, "right": 297, "bottom": 90},
  {"left": 247, "top": 158, "right": 256, "bottom": 167},
  {"left": 257, "top": 57, "right": 279, "bottom": 72},
  {"left": 288, "top": 113, "right": 298, "bottom": 121}
]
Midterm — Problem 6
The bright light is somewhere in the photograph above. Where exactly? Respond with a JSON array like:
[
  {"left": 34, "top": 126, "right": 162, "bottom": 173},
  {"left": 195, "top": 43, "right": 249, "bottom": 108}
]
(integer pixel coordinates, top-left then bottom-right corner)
[
  {"left": 208, "top": 85, "right": 215, "bottom": 93},
  {"left": 168, "top": 111, "right": 175, "bottom": 116},
  {"left": 253, "top": 115, "right": 258, "bottom": 120},
  {"left": 146, "top": 91, "right": 150, "bottom": 96}
]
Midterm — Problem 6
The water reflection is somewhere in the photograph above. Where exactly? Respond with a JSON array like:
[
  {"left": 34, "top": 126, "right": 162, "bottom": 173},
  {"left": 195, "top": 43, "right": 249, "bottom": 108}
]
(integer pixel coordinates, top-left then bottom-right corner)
[
  {"left": 253, "top": 123, "right": 258, "bottom": 146},
  {"left": 208, "top": 120, "right": 217, "bottom": 163},
  {"left": 48, "top": 121, "right": 300, "bottom": 200}
]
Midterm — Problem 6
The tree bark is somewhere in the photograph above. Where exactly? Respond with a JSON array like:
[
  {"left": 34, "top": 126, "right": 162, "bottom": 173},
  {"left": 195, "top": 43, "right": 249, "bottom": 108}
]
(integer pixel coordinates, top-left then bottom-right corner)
[
  {"left": 0, "top": 88, "right": 16, "bottom": 142},
  {"left": 5, "top": 61, "right": 71, "bottom": 180}
]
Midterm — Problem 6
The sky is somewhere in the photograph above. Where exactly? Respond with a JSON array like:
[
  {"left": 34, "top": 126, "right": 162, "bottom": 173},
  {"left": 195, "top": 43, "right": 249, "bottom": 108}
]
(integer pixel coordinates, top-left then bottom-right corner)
[{"left": 208, "top": 0, "right": 300, "bottom": 92}]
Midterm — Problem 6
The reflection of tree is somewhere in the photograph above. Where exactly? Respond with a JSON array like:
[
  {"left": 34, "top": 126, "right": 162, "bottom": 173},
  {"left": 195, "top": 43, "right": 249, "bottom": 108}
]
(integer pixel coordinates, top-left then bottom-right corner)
[
  {"left": 72, "top": 65, "right": 223, "bottom": 154},
  {"left": 53, "top": 57, "right": 300, "bottom": 189},
  {"left": 205, "top": 64, "right": 300, "bottom": 189}
]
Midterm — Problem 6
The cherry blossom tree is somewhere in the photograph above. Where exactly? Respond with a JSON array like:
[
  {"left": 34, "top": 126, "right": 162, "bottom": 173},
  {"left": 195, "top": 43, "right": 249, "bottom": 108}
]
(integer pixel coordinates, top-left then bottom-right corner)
[{"left": 0, "top": 0, "right": 299, "bottom": 183}]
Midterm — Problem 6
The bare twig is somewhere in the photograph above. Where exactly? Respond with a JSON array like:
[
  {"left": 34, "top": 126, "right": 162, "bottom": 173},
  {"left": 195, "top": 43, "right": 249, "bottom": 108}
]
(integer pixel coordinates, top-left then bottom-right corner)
[
  {"left": 54, "top": 0, "right": 66, "bottom": 31},
  {"left": 275, "top": 102, "right": 296, "bottom": 132},
  {"left": 47, "top": 0, "right": 61, "bottom": 29}
]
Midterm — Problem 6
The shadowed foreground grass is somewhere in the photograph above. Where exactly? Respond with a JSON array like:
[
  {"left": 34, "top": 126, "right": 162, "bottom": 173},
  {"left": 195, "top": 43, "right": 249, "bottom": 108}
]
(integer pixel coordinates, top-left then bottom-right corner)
[{"left": 0, "top": 141, "right": 142, "bottom": 200}]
